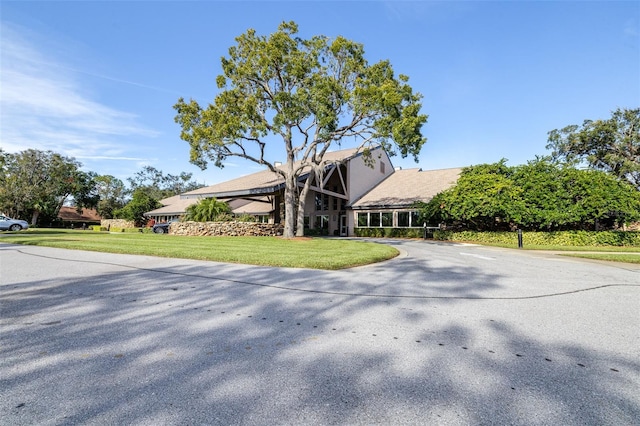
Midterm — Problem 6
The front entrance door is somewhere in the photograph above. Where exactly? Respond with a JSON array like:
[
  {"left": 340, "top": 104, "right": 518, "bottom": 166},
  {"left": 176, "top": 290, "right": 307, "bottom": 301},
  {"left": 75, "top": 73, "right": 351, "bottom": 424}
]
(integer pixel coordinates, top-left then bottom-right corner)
[{"left": 339, "top": 215, "right": 347, "bottom": 236}]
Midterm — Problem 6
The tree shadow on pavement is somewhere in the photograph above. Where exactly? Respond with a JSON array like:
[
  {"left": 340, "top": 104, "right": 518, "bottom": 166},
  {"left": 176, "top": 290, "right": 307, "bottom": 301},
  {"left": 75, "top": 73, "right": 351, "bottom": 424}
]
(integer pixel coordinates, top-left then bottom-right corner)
[{"left": 1, "top": 246, "right": 638, "bottom": 425}]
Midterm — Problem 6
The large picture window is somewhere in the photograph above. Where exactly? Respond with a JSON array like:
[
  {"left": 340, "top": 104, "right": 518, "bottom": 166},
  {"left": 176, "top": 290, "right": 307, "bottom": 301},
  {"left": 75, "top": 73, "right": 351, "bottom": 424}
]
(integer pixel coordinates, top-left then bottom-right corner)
[
  {"left": 381, "top": 212, "right": 392, "bottom": 227},
  {"left": 411, "top": 211, "right": 421, "bottom": 227},
  {"left": 369, "top": 212, "right": 381, "bottom": 227},
  {"left": 398, "top": 211, "right": 410, "bottom": 227},
  {"left": 397, "top": 211, "right": 422, "bottom": 227},
  {"left": 357, "top": 210, "right": 423, "bottom": 228},
  {"left": 357, "top": 212, "right": 368, "bottom": 227}
]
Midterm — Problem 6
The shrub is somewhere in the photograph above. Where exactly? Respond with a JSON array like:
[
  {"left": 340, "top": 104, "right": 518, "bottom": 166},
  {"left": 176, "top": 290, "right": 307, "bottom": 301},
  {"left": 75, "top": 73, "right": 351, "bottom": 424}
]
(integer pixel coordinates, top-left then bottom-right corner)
[
  {"left": 433, "top": 230, "right": 640, "bottom": 247},
  {"left": 354, "top": 228, "right": 425, "bottom": 238},
  {"left": 304, "top": 228, "right": 322, "bottom": 237},
  {"left": 235, "top": 214, "right": 257, "bottom": 222}
]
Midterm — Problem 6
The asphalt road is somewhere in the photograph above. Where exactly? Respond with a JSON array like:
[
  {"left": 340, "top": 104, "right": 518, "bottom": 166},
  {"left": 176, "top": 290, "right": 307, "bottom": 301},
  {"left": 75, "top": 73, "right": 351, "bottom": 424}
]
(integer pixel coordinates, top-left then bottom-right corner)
[{"left": 1, "top": 240, "right": 639, "bottom": 425}]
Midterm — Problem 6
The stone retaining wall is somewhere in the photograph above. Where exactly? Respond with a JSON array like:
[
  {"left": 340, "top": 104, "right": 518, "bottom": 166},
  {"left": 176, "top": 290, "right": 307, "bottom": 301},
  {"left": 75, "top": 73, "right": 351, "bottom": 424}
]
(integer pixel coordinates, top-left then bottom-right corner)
[
  {"left": 170, "top": 221, "right": 284, "bottom": 237},
  {"left": 101, "top": 219, "right": 136, "bottom": 229}
]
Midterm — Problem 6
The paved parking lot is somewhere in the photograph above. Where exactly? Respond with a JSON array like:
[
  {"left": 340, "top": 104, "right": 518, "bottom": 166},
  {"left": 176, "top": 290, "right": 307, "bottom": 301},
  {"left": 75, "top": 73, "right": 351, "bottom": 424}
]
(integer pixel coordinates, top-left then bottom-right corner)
[{"left": 1, "top": 240, "right": 639, "bottom": 425}]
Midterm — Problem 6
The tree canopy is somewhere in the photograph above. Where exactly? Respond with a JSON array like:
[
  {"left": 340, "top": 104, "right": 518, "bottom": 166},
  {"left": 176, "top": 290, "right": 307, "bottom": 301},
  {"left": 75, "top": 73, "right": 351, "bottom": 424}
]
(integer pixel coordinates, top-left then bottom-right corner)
[
  {"left": 419, "top": 159, "right": 640, "bottom": 231},
  {"left": 546, "top": 108, "right": 640, "bottom": 189},
  {"left": 94, "top": 175, "right": 127, "bottom": 219},
  {"left": 0, "top": 149, "right": 98, "bottom": 225},
  {"left": 174, "top": 21, "right": 427, "bottom": 237},
  {"left": 113, "top": 189, "right": 161, "bottom": 226},
  {"left": 127, "top": 165, "right": 204, "bottom": 200}
]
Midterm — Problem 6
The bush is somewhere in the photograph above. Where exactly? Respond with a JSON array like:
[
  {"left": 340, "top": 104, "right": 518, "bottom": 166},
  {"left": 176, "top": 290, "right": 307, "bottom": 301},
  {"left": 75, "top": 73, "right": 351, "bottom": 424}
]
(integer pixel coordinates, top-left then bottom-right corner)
[
  {"left": 235, "top": 214, "right": 257, "bottom": 222},
  {"left": 304, "top": 228, "right": 322, "bottom": 237},
  {"left": 432, "top": 230, "right": 640, "bottom": 247},
  {"left": 108, "top": 227, "right": 126, "bottom": 233},
  {"left": 354, "top": 228, "right": 425, "bottom": 238}
]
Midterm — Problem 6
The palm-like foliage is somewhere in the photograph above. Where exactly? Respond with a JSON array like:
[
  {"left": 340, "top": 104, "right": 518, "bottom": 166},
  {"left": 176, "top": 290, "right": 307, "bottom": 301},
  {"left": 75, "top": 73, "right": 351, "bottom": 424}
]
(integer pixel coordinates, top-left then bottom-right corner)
[{"left": 184, "top": 198, "right": 231, "bottom": 222}]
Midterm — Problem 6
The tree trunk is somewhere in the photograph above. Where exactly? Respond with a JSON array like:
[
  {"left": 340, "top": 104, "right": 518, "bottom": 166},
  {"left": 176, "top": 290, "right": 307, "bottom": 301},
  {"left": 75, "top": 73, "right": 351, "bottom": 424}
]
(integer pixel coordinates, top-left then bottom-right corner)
[
  {"left": 295, "top": 171, "right": 315, "bottom": 237},
  {"left": 31, "top": 210, "right": 40, "bottom": 226},
  {"left": 283, "top": 173, "right": 297, "bottom": 238}
]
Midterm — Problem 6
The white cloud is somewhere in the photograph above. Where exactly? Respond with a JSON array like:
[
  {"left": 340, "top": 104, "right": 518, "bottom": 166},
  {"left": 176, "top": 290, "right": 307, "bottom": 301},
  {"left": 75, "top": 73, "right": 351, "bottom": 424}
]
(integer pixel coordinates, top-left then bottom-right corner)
[{"left": 0, "top": 23, "right": 158, "bottom": 162}]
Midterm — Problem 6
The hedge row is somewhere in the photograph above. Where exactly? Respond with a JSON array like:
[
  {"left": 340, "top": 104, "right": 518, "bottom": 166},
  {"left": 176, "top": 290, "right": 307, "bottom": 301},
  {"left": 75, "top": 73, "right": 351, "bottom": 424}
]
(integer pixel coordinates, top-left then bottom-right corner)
[
  {"left": 433, "top": 230, "right": 640, "bottom": 247},
  {"left": 92, "top": 226, "right": 152, "bottom": 233},
  {"left": 354, "top": 228, "right": 425, "bottom": 238}
]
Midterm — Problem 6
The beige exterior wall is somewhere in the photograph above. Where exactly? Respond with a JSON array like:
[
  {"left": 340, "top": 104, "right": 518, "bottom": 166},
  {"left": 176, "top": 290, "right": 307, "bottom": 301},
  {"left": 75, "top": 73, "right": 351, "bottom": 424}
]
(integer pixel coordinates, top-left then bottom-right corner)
[
  {"left": 297, "top": 150, "right": 395, "bottom": 237},
  {"left": 345, "top": 148, "right": 394, "bottom": 236}
]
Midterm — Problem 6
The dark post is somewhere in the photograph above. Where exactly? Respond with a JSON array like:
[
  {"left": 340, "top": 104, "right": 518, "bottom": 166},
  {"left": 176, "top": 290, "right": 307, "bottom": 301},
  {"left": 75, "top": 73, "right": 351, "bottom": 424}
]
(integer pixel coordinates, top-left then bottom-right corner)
[{"left": 517, "top": 229, "right": 523, "bottom": 248}]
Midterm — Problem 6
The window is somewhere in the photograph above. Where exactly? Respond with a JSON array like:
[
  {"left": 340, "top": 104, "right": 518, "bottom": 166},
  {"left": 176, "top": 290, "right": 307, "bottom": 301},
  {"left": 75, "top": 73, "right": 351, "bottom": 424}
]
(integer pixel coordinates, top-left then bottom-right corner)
[
  {"left": 357, "top": 212, "right": 368, "bottom": 227},
  {"left": 380, "top": 161, "right": 386, "bottom": 174},
  {"left": 323, "top": 194, "right": 329, "bottom": 211},
  {"left": 315, "top": 194, "right": 322, "bottom": 211},
  {"left": 398, "top": 212, "right": 410, "bottom": 227},
  {"left": 370, "top": 212, "right": 381, "bottom": 227},
  {"left": 315, "top": 215, "right": 329, "bottom": 230},
  {"left": 411, "top": 211, "right": 421, "bottom": 227},
  {"left": 381, "top": 212, "right": 392, "bottom": 227}
]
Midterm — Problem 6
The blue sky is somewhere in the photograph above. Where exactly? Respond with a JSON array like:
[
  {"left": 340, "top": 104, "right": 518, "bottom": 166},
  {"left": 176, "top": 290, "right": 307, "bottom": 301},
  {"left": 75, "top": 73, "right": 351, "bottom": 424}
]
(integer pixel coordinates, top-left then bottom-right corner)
[{"left": 1, "top": 1, "right": 638, "bottom": 186}]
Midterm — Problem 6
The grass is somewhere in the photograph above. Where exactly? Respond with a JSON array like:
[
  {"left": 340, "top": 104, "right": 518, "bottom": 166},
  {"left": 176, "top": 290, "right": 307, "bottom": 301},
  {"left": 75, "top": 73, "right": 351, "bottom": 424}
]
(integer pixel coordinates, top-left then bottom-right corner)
[
  {"left": 0, "top": 229, "right": 399, "bottom": 270},
  {"left": 454, "top": 242, "right": 640, "bottom": 264},
  {"left": 485, "top": 243, "right": 640, "bottom": 252},
  {"left": 557, "top": 253, "right": 640, "bottom": 264}
]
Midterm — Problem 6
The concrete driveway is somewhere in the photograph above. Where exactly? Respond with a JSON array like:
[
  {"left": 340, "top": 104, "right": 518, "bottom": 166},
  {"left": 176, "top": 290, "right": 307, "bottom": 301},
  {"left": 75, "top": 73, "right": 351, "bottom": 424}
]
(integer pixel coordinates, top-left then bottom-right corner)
[{"left": 1, "top": 240, "right": 639, "bottom": 425}]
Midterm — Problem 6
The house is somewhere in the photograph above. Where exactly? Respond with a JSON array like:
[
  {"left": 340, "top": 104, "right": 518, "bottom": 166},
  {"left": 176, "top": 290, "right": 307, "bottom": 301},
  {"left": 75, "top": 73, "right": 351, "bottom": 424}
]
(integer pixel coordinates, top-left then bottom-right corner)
[
  {"left": 350, "top": 167, "right": 462, "bottom": 229},
  {"left": 145, "top": 146, "right": 461, "bottom": 236},
  {"left": 57, "top": 206, "right": 102, "bottom": 228},
  {"left": 144, "top": 194, "right": 201, "bottom": 223}
]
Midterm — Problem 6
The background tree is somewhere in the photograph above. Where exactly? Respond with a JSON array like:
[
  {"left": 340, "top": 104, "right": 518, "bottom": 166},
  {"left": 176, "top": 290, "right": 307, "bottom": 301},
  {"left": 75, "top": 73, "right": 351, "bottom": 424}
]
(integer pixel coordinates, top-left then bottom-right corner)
[
  {"left": 0, "top": 149, "right": 97, "bottom": 225},
  {"left": 113, "top": 189, "right": 161, "bottom": 226},
  {"left": 174, "top": 21, "right": 427, "bottom": 237},
  {"left": 546, "top": 108, "right": 640, "bottom": 189},
  {"left": 419, "top": 161, "right": 524, "bottom": 230},
  {"left": 94, "top": 175, "right": 127, "bottom": 219},
  {"left": 183, "top": 198, "right": 231, "bottom": 222},
  {"left": 419, "top": 159, "right": 640, "bottom": 231},
  {"left": 127, "top": 165, "right": 203, "bottom": 200}
]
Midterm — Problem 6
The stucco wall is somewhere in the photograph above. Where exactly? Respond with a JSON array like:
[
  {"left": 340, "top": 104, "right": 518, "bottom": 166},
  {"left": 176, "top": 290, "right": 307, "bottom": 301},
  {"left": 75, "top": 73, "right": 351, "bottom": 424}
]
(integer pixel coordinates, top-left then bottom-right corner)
[
  {"left": 345, "top": 147, "right": 395, "bottom": 236},
  {"left": 170, "top": 221, "right": 284, "bottom": 237}
]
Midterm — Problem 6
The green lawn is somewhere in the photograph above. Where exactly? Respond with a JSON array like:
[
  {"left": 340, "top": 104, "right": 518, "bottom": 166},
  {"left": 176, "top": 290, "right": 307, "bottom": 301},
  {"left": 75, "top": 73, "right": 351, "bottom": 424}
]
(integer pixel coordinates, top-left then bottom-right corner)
[
  {"left": 557, "top": 253, "right": 640, "bottom": 264},
  {"left": 458, "top": 242, "right": 640, "bottom": 264},
  {"left": 1, "top": 229, "right": 399, "bottom": 270}
]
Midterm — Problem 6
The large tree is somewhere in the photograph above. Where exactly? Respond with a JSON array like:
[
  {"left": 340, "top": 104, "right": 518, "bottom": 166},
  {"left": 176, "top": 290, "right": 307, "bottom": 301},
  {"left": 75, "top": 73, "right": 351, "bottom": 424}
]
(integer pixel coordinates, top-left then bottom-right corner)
[
  {"left": 546, "top": 108, "right": 640, "bottom": 189},
  {"left": 127, "top": 165, "right": 203, "bottom": 200},
  {"left": 174, "top": 21, "right": 427, "bottom": 237},
  {"left": 0, "top": 149, "right": 98, "bottom": 225},
  {"left": 113, "top": 188, "right": 161, "bottom": 226},
  {"left": 419, "top": 159, "right": 640, "bottom": 231},
  {"left": 94, "top": 175, "right": 127, "bottom": 219},
  {"left": 421, "top": 160, "right": 525, "bottom": 230}
]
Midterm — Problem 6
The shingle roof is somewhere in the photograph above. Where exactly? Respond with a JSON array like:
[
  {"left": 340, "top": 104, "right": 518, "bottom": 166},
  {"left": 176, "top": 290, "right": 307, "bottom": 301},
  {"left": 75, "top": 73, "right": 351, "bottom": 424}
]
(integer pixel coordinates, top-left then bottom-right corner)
[
  {"left": 182, "top": 146, "right": 362, "bottom": 198},
  {"left": 58, "top": 206, "right": 102, "bottom": 221},
  {"left": 229, "top": 199, "right": 273, "bottom": 215},
  {"left": 145, "top": 195, "right": 203, "bottom": 216},
  {"left": 350, "top": 167, "right": 462, "bottom": 209}
]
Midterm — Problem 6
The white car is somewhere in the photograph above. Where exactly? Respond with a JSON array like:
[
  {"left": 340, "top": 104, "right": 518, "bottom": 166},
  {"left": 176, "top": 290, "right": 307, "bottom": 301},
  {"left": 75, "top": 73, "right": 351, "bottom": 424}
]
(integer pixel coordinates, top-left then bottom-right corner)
[{"left": 0, "top": 215, "right": 29, "bottom": 231}]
